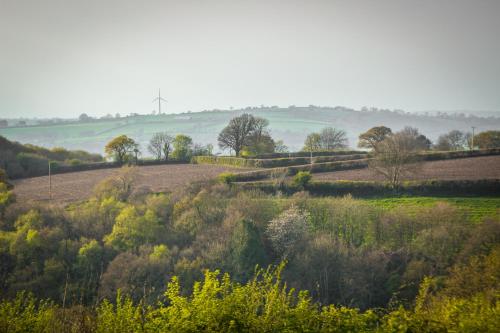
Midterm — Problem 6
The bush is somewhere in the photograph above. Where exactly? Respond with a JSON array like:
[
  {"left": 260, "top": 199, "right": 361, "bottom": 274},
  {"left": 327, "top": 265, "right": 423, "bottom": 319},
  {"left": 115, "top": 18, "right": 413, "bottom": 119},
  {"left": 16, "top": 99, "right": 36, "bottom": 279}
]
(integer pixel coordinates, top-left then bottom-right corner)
[
  {"left": 16, "top": 152, "right": 49, "bottom": 176},
  {"left": 293, "top": 171, "right": 312, "bottom": 188},
  {"left": 218, "top": 172, "right": 237, "bottom": 185},
  {"left": 66, "top": 158, "right": 82, "bottom": 166}
]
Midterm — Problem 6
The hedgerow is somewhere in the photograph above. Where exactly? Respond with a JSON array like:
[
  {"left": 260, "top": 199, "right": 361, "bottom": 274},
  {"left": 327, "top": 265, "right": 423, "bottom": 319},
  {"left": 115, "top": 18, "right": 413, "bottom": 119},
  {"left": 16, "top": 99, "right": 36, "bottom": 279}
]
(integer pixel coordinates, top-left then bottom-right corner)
[{"left": 238, "top": 179, "right": 500, "bottom": 197}]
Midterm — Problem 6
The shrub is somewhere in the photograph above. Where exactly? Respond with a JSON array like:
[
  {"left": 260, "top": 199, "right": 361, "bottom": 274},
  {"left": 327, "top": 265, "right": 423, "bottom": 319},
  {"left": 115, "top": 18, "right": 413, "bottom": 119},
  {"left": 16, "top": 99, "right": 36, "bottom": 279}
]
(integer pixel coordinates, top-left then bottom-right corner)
[
  {"left": 293, "top": 171, "right": 312, "bottom": 188},
  {"left": 218, "top": 172, "right": 237, "bottom": 185},
  {"left": 66, "top": 158, "right": 82, "bottom": 166},
  {"left": 16, "top": 152, "right": 48, "bottom": 176},
  {"left": 266, "top": 206, "right": 309, "bottom": 258}
]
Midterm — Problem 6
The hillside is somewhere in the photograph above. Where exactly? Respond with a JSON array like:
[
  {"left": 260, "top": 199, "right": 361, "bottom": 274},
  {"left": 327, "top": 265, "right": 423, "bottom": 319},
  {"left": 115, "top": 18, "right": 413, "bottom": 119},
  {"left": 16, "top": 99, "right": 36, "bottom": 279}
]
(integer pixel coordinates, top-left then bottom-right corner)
[{"left": 1, "top": 106, "right": 499, "bottom": 154}]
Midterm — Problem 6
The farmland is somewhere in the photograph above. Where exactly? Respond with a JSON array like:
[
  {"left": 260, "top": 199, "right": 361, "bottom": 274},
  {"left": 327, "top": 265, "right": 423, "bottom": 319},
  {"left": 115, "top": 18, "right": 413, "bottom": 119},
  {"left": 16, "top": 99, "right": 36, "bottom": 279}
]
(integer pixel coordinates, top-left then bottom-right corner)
[
  {"left": 313, "top": 155, "right": 500, "bottom": 182},
  {"left": 2, "top": 106, "right": 500, "bottom": 154},
  {"left": 11, "top": 163, "right": 254, "bottom": 204},
  {"left": 364, "top": 197, "right": 500, "bottom": 223}
]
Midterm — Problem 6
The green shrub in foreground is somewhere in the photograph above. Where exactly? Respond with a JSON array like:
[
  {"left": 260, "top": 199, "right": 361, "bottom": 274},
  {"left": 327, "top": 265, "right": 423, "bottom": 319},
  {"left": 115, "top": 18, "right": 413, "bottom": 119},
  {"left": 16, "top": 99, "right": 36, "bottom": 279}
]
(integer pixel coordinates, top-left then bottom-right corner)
[{"left": 1, "top": 264, "right": 499, "bottom": 332}]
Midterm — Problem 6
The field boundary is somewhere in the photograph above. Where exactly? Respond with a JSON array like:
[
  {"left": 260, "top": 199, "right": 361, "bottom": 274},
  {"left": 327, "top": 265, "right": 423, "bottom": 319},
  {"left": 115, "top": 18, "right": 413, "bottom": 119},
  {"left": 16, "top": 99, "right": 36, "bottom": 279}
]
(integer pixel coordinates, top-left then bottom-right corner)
[
  {"left": 206, "top": 149, "right": 500, "bottom": 181},
  {"left": 237, "top": 179, "right": 500, "bottom": 198},
  {"left": 8, "top": 159, "right": 190, "bottom": 180},
  {"left": 192, "top": 154, "right": 367, "bottom": 168}
]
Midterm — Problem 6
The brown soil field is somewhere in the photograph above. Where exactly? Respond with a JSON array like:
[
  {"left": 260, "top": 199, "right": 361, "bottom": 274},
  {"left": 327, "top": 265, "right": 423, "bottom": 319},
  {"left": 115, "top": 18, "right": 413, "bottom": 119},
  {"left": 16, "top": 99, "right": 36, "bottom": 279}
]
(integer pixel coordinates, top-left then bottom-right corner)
[
  {"left": 313, "top": 155, "right": 500, "bottom": 182},
  {"left": 12, "top": 164, "right": 254, "bottom": 204}
]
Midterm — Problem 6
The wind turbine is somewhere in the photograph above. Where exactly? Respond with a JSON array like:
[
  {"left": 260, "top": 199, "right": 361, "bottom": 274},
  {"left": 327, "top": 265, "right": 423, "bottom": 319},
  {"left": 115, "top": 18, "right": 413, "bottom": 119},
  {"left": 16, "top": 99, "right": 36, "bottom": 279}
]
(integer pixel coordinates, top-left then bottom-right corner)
[{"left": 153, "top": 89, "right": 167, "bottom": 114}]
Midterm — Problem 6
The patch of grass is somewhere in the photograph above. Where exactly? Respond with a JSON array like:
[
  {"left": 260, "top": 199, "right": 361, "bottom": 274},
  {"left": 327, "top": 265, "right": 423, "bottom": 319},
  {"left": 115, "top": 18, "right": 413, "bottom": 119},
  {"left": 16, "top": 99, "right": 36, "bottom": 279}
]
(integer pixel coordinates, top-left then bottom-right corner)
[{"left": 364, "top": 197, "right": 500, "bottom": 223}]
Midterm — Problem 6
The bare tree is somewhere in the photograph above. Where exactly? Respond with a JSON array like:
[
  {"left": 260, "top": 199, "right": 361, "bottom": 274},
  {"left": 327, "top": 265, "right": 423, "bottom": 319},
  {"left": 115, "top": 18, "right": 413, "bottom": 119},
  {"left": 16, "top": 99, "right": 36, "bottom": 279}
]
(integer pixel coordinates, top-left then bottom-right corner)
[
  {"left": 319, "top": 127, "right": 348, "bottom": 150},
  {"left": 369, "top": 130, "right": 424, "bottom": 187},
  {"left": 148, "top": 132, "right": 173, "bottom": 160},
  {"left": 400, "top": 126, "right": 432, "bottom": 150},
  {"left": 435, "top": 130, "right": 466, "bottom": 151}
]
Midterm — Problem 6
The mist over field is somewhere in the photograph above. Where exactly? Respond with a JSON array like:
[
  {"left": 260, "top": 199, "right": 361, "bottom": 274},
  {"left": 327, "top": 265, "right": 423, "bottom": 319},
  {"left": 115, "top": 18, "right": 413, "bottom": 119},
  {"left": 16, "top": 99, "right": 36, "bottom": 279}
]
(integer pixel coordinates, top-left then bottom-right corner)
[{"left": 2, "top": 106, "right": 499, "bottom": 155}]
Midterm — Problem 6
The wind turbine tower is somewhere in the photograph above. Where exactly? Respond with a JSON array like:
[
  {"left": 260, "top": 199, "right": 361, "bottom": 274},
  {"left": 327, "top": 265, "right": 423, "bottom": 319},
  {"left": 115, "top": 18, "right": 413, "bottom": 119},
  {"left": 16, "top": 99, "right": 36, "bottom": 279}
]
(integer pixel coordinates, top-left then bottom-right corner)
[{"left": 153, "top": 89, "right": 167, "bottom": 114}]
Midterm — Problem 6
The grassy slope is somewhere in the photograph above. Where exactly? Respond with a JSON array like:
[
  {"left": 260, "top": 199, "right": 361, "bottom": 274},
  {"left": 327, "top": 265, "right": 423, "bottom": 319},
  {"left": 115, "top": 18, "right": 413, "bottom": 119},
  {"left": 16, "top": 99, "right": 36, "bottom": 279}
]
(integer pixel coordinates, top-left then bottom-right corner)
[{"left": 364, "top": 197, "right": 500, "bottom": 223}]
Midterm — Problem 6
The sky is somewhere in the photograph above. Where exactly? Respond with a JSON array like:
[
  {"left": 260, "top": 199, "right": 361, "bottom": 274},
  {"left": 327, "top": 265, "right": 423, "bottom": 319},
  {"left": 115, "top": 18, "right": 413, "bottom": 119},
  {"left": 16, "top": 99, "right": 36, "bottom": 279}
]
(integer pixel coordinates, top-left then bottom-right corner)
[{"left": 1, "top": 0, "right": 500, "bottom": 118}]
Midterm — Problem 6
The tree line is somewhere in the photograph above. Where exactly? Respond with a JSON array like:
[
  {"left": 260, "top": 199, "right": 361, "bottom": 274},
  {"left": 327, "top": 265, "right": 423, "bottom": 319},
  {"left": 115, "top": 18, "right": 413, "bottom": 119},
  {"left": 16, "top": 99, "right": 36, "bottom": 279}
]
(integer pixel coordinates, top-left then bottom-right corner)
[{"left": 106, "top": 113, "right": 500, "bottom": 164}]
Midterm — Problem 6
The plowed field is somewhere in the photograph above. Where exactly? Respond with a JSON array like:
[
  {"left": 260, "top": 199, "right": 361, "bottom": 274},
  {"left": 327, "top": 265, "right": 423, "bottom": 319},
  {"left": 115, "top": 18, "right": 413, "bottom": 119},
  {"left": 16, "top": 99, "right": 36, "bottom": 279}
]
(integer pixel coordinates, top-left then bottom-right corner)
[
  {"left": 12, "top": 164, "right": 254, "bottom": 204},
  {"left": 313, "top": 155, "right": 500, "bottom": 182}
]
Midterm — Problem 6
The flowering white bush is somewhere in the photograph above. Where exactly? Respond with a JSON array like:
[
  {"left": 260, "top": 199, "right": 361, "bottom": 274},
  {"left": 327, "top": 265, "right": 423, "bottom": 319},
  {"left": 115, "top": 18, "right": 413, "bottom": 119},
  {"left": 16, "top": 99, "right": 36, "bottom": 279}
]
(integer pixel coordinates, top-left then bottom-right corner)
[{"left": 266, "top": 205, "right": 309, "bottom": 258}]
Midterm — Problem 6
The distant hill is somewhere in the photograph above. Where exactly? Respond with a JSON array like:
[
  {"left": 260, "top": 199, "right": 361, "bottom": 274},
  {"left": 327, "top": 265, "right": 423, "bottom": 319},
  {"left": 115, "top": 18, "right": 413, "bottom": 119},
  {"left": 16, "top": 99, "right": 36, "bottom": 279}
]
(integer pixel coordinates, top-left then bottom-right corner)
[{"left": 1, "top": 106, "right": 499, "bottom": 154}]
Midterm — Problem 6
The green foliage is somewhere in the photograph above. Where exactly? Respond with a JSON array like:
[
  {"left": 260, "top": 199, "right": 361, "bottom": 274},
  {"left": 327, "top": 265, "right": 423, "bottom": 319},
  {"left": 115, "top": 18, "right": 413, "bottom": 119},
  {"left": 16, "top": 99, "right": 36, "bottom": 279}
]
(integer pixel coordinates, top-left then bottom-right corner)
[
  {"left": 0, "top": 182, "right": 15, "bottom": 218},
  {"left": 193, "top": 153, "right": 367, "bottom": 168},
  {"left": 0, "top": 292, "right": 58, "bottom": 333},
  {"left": 193, "top": 155, "right": 257, "bottom": 167},
  {"left": 218, "top": 172, "right": 237, "bottom": 185},
  {"left": 0, "top": 135, "right": 104, "bottom": 178},
  {"left": 292, "top": 171, "right": 312, "bottom": 188},
  {"left": 3, "top": 263, "right": 498, "bottom": 332},
  {"left": 1, "top": 168, "right": 500, "bottom": 331},
  {"left": 303, "top": 127, "right": 348, "bottom": 151},
  {"left": 104, "top": 205, "right": 162, "bottom": 251},
  {"left": 16, "top": 152, "right": 48, "bottom": 175},
  {"left": 172, "top": 134, "right": 193, "bottom": 161},
  {"left": 96, "top": 291, "right": 145, "bottom": 333},
  {"left": 104, "top": 135, "right": 138, "bottom": 164},
  {"left": 229, "top": 220, "right": 268, "bottom": 280},
  {"left": 358, "top": 126, "right": 393, "bottom": 151}
]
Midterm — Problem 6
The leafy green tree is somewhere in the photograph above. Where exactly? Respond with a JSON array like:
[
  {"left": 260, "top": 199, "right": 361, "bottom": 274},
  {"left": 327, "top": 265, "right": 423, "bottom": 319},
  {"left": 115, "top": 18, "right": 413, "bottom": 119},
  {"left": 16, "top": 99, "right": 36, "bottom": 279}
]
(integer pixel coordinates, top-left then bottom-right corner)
[
  {"left": 171, "top": 134, "right": 193, "bottom": 161},
  {"left": 104, "top": 135, "right": 138, "bottom": 164},
  {"left": 104, "top": 206, "right": 162, "bottom": 251},
  {"left": 358, "top": 126, "right": 392, "bottom": 151}
]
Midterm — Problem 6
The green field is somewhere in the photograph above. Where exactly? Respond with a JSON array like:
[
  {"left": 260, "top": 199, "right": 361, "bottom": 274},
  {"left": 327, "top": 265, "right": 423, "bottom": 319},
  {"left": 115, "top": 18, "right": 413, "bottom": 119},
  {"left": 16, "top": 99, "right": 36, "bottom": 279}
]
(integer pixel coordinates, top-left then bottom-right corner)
[{"left": 364, "top": 197, "right": 500, "bottom": 222}]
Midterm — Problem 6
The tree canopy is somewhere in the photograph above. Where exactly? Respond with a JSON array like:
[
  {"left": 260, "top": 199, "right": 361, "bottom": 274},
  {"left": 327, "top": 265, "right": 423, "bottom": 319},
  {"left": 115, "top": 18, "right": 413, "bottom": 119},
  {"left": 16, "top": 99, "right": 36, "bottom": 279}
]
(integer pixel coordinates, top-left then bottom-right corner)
[
  {"left": 303, "top": 127, "right": 348, "bottom": 152},
  {"left": 218, "top": 114, "right": 275, "bottom": 156},
  {"left": 104, "top": 135, "right": 138, "bottom": 164},
  {"left": 358, "top": 126, "right": 392, "bottom": 151}
]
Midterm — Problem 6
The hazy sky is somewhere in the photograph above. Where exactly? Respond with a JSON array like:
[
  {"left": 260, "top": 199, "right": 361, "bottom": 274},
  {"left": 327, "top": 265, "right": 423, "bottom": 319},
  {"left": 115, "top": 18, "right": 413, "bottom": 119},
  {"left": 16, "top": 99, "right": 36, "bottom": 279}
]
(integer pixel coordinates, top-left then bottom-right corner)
[{"left": 1, "top": 0, "right": 500, "bottom": 118}]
